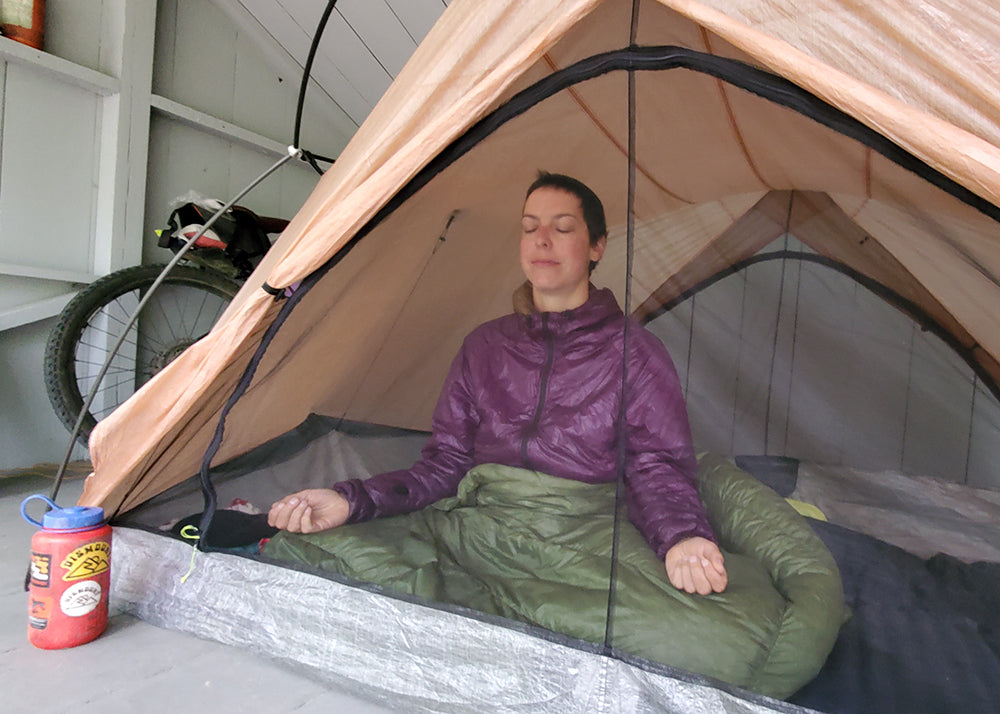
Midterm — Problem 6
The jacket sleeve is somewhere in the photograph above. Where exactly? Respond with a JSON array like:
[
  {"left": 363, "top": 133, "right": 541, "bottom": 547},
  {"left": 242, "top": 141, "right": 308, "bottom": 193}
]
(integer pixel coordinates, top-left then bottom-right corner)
[
  {"left": 624, "top": 330, "right": 717, "bottom": 560},
  {"left": 333, "top": 341, "right": 479, "bottom": 523}
]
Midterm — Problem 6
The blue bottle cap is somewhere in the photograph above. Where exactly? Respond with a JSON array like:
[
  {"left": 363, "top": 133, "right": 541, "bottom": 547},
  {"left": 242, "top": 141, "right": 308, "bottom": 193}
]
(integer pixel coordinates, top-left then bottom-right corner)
[
  {"left": 21, "top": 494, "right": 105, "bottom": 530},
  {"left": 43, "top": 505, "right": 105, "bottom": 530}
]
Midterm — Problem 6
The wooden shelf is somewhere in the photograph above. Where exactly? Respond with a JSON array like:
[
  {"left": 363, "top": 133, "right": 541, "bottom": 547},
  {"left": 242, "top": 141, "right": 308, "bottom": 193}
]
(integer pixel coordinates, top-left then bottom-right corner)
[
  {"left": 0, "top": 262, "right": 97, "bottom": 284},
  {"left": 0, "top": 37, "right": 119, "bottom": 95},
  {"left": 0, "top": 291, "right": 78, "bottom": 332},
  {"left": 151, "top": 94, "right": 291, "bottom": 157}
]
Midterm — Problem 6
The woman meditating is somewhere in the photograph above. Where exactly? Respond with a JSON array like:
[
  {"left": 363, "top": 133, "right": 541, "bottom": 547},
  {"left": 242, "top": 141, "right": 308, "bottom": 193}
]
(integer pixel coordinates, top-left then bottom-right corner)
[
  {"left": 268, "top": 172, "right": 727, "bottom": 596},
  {"left": 264, "top": 173, "right": 845, "bottom": 697}
]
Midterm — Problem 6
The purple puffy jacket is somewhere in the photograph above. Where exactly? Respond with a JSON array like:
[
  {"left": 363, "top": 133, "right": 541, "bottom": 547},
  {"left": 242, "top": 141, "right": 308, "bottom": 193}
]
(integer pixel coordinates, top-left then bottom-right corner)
[{"left": 334, "top": 286, "right": 716, "bottom": 559}]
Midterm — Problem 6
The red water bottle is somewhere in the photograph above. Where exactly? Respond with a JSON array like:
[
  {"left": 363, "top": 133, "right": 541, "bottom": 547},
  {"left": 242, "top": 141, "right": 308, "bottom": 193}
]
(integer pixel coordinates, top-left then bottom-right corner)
[{"left": 22, "top": 495, "right": 112, "bottom": 649}]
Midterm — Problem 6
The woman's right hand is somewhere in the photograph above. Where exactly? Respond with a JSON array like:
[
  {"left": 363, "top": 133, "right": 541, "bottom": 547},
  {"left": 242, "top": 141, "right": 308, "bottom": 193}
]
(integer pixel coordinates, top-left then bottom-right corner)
[{"left": 267, "top": 489, "right": 350, "bottom": 533}]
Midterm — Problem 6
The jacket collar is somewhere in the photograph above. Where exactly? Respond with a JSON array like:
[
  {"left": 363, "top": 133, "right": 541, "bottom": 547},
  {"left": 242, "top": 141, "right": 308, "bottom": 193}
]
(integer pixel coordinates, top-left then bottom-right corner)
[{"left": 513, "top": 281, "right": 623, "bottom": 334}]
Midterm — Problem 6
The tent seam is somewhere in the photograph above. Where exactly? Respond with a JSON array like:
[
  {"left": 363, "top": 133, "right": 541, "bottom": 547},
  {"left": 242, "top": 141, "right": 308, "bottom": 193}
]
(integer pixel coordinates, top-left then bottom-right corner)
[
  {"left": 540, "top": 54, "right": 693, "bottom": 205},
  {"left": 964, "top": 374, "right": 977, "bottom": 484},
  {"left": 865, "top": 147, "right": 872, "bottom": 199},
  {"left": 780, "top": 250, "right": 802, "bottom": 455},
  {"left": 699, "top": 27, "right": 773, "bottom": 190}
]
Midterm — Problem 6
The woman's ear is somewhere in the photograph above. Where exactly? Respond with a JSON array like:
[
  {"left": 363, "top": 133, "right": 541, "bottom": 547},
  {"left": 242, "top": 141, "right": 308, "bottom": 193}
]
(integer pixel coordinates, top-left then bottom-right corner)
[{"left": 590, "top": 235, "right": 607, "bottom": 263}]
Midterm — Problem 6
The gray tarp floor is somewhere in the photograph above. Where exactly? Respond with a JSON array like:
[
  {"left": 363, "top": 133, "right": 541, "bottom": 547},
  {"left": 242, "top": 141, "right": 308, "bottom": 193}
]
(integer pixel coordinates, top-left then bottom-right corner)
[{"left": 1, "top": 469, "right": 394, "bottom": 714}]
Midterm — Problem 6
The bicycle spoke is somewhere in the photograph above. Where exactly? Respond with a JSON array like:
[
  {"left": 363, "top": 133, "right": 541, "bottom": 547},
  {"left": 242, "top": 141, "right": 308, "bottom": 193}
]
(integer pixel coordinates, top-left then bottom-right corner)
[
  {"left": 190, "top": 289, "right": 215, "bottom": 328},
  {"left": 87, "top": 302, "right": 133, "bottom": 330},
  {"left": 77, "top": 336, "right": 141, "bottom": 353},
  {"left": 153, "top": 295, "right": 179, "bottom": 344},
  {"left": 74, "top": 366, "right": 136, "bottom": 379},
  {"left": 79, "top": 374, "right": 132, "bottom": 396}
]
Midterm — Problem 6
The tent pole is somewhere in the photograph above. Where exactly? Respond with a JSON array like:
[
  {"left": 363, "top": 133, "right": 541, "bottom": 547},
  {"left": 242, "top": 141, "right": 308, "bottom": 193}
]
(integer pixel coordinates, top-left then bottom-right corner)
[
  {"left": 604, "top": 0, "right": 642, "bottom": 657},
  {"left": 763, "top": 193, "right": 794, "bottom": 455}
]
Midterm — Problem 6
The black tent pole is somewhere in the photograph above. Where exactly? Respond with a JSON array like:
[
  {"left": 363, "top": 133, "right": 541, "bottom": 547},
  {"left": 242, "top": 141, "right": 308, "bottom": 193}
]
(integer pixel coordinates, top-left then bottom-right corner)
[
  {"left": 293, "top": 0, "right": 340, "bottom": 173},
  {"left": 603, "top": 0, "right": 642, "bottom": 659}
]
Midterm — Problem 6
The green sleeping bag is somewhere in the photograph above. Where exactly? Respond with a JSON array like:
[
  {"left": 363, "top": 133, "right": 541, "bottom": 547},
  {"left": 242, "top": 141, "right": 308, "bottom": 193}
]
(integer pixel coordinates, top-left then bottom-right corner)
[{"left": 263, "top": 454, "right": 845, "bottom": 698}]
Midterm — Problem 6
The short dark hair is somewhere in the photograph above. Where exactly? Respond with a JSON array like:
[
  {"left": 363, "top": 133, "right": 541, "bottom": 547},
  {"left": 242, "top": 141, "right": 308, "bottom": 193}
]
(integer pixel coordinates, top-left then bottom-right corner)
[{"left": 525, "top": 172, "right": 607, "bottom": 247}]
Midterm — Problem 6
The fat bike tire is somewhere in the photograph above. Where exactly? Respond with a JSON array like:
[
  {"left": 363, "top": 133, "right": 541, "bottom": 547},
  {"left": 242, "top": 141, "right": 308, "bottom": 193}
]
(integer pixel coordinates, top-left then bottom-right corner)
[{"left": 43, "top": 264, "right": 241, "bottom": 446}]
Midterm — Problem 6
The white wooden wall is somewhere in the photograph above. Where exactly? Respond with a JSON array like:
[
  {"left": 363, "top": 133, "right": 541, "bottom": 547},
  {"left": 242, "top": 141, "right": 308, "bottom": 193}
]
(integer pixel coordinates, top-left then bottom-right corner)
[
  {"left": 647, "top": 235, "right": 1000, "bottom": 490},
  {"left": 0, "top": 0, "right": 349, "bottom": 469}
]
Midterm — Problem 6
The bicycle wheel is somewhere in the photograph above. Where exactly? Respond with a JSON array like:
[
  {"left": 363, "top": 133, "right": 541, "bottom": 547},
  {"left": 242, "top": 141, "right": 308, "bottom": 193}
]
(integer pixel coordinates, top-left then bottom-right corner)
[{"left": 44, "top": 264, "right": 241, "bottom": 445}]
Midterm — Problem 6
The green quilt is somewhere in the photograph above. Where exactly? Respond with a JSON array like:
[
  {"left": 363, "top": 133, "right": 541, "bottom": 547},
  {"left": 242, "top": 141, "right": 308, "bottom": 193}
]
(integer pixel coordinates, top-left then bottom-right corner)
[{"left": 263, "top": 454, "right": 845, "bottom": 698}]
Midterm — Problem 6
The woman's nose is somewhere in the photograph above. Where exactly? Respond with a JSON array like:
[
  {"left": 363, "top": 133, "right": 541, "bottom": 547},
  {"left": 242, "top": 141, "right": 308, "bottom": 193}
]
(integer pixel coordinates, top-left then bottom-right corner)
[{"left": 534, "top": 226, "right": 551, "bottom": 246}]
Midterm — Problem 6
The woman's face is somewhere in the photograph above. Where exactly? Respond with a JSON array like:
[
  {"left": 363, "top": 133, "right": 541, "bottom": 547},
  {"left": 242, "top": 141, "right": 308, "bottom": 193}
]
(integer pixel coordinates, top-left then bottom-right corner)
[{"left": 520, "top": 187, "right": 605, "bottom": 311}]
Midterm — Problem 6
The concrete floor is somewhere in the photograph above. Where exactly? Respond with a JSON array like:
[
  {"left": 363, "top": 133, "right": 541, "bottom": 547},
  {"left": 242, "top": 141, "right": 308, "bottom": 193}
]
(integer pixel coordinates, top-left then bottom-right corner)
[{"left": 2, "top": 471, "right": 398, "bottom": 714}]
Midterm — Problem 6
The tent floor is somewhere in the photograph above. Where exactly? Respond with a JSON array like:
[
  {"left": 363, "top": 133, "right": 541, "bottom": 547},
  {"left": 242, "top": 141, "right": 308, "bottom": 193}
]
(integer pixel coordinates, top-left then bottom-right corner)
[{"left": 1, "top": 469, "right": 393, "bottom": 714}]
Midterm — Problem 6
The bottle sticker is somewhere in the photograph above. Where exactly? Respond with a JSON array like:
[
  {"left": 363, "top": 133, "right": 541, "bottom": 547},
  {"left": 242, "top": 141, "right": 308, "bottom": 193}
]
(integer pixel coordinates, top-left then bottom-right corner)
[
  {"left": 60, "top": 581, "right": 102, "bottom": 617},
  {"left": 61, "top": 542, "right": 111, "bottom": 581},
  {"left": 0, "top": 2, "right": 33, "bottom": 28},
  {"left": 30, "top": 553, "right": 52, "bottom": 587},
  {"left": 29, "top": 596, "right": 52, "bottom": 629}
]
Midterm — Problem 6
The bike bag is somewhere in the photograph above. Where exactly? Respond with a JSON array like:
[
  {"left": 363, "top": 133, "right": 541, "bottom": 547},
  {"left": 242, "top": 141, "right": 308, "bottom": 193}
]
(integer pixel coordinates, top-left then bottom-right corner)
[{"left": 159, "top": 201, "right": 272, "bottom": 278}]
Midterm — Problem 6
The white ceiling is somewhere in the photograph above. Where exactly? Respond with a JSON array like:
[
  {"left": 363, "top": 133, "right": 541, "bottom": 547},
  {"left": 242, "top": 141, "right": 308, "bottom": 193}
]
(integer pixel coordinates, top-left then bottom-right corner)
[{"left": 218, "top": 0, "right": 451, "bottom": 130}]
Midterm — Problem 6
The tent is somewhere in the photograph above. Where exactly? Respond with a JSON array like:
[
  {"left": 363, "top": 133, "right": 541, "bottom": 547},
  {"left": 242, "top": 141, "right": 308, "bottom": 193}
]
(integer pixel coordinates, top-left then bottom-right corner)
[{"left": 83, "top": 0, "right": 1000, "bottom": 711}]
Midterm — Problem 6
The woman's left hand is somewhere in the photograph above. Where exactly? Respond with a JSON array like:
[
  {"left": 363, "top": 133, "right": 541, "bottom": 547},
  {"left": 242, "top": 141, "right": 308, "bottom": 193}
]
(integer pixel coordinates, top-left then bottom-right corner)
[{"left": 665, "top": 537, "right": 728, "bottom": 594}]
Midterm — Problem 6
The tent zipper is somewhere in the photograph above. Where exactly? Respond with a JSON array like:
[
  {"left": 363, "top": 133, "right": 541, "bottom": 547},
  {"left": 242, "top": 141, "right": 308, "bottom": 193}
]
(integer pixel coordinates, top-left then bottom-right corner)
[{"left": 521, "top": 313, "right": 555, "bottom": 469}]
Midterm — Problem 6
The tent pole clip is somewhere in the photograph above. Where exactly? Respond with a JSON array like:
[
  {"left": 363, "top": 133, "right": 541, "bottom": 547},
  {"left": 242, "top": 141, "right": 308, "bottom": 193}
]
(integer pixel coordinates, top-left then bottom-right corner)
[{"left": 262, "top": 282, "right": 290, "bottom": 300}]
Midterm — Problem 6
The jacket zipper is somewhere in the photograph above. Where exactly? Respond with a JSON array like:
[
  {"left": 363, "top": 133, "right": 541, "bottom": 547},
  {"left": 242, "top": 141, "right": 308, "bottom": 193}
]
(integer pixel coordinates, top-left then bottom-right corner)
[{"left": 521, "top": 313, "right": 555, "bottom": 469}]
